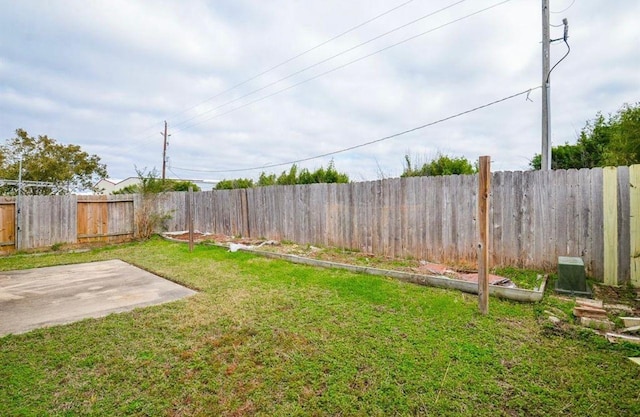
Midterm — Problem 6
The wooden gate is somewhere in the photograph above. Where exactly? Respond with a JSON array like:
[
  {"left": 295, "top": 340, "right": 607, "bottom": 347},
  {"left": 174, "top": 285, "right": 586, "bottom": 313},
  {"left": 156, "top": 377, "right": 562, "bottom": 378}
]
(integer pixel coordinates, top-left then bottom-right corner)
[
  {"left": 0, "top": 201, "right": 15, "bottom": 251},
  {"left": 77, "top": 198, "right": 108, "bottom": 243},
  {"left": 77, "top": 197, "right": 135, "bottom": 243}
]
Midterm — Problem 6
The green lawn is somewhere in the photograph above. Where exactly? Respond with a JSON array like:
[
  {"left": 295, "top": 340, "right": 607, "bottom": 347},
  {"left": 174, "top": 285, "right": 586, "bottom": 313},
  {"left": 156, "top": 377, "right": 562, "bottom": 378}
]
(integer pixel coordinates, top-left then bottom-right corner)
[{"left": 1, "top": 238, "right": 639, "bottom": 416}]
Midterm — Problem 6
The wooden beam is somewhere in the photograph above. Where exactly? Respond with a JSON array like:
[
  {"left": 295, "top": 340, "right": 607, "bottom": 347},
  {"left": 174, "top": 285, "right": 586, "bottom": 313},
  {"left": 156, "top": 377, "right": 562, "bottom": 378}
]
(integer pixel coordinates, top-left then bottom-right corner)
[
  {"left": 478, "top": 156, "right": 491, "bottom": 315},
  {"left": 603, "top": 167, "right": 618, "bottom": 285}
]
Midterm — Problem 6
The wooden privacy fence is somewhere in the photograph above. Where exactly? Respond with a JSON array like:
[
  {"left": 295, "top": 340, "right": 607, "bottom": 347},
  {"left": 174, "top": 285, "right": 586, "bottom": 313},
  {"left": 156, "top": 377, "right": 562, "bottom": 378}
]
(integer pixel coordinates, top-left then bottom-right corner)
[
  {"left": 0, "top": 195, "right": 134, "bottom": 251},
  {"left": 1, "top": 165, "right": 638, "bottom": 286},
  {"left": 155, "top": 165, "right": 639, "bottom": 286}
]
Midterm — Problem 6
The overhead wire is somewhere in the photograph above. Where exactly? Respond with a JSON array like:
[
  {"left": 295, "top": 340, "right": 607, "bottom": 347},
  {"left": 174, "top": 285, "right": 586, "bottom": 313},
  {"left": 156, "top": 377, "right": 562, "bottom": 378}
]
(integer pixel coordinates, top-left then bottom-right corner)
[
  {"left": 169, "top": 0, "right": 420, "bottom": 123},
  {"left": 167, "top": 166, "right": 183, "bottom": 180},
  {"left": 171, "top": 85, "right": 541, "bottom": 173},
  {"left": 117, "top": 0, "right": 453, "bottom": 159},
  {"left": 547, "top": 39, "right": 570, "bottom": 82},
  {"left": 170, "top": 0, "right": 468, "bottom": 130},
  {"left": 128, "top": 0, "right": 419, "bottom": 139},
  {"left": 172, "top": 0, "right": 513, "bottom": 135},
  {"left": 550, "top": 0, "right": 575, "bottom": 14},
  {"left": 547, "top": 19, "right": 570, "bottom": 82}
]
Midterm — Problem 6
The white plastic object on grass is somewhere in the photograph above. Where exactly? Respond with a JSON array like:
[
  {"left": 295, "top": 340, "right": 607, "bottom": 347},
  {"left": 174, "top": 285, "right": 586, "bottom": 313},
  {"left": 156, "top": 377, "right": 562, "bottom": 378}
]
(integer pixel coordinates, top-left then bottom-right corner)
[{"left": 229, "top": 240, "right": 278, "bottom": 252}]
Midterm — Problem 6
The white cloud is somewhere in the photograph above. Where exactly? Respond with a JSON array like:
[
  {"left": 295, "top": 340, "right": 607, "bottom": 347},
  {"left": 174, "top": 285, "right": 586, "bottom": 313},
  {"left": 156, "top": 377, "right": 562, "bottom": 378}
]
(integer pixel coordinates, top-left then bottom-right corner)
[{"left": 0, "top": 0, "right": 638, "bottom": 181}]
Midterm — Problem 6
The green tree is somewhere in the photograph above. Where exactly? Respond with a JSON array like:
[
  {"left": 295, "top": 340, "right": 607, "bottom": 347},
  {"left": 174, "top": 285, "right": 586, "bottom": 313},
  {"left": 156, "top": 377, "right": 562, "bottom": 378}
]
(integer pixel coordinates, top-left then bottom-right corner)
[
  {"left": 401, "top": 153, "right": 476, "bottom": 177},
  {"left": 276, "top": 165, "right": 298, "bottom": 185},
  {"left": 529, "top": 143, "right": 586, "bottom": 170},
  {"left": 602, "top": 103, "right": 640, "bottom": 166},
  {"left": 216, "top": 161, "right": 349, "bottom": 189},
  {"left": 165, "top": 180, "right": 200, "bottom": 192},
  {"left": 112, "top": 178, "right": 201, "bottom": 194},
  {"left": 0, "top": 129, "right": 107, "bottom": 195},
  {"left": 273, "top": 161, "right": 349, "bottom": 185},
  {"left": 530, "top": 103, "right": 640, "bottom": 169},
  {"left": 215, "top": 178, "right": 254, "bottom": 190},
  {"left": 315, "top": 160, "right": 349, "bottom": 183},
  {"left": 257, "top": 172, "right": 277, "bottom": 186}
]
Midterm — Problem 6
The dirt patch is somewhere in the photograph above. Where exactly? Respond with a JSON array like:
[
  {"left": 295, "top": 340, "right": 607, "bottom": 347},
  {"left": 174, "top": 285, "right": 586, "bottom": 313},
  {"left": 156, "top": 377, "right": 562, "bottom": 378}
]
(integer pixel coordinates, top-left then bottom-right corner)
[
  {"left": 592, "top": 284, "right": 640, "bottom": 312},
  {"left": 162, "top": 232, "right": 518, "bottom": 288},
  {"left": 163, "top": 231, "right": 263, "bottom": 245}
]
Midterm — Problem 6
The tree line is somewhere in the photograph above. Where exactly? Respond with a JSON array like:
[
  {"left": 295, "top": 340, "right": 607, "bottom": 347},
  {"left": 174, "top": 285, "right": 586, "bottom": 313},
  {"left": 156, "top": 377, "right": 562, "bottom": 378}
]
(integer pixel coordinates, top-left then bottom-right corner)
[{"left": 215, "top": 161, "right": 349, "bottom": 189}]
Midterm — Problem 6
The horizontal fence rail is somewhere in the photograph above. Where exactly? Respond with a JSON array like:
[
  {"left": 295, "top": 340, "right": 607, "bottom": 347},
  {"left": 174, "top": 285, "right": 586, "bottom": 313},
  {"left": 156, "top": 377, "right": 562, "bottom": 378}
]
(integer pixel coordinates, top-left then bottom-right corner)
[{"left": 1, "top": 165, "right": 638, "bottom": 286}]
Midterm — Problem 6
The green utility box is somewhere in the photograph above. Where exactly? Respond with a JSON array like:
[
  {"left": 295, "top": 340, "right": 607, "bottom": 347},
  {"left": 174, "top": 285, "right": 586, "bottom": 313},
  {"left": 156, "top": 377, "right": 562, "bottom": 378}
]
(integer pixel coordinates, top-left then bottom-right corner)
[{"left": 555, "top": 256, "right": 591, "bottom": 297}]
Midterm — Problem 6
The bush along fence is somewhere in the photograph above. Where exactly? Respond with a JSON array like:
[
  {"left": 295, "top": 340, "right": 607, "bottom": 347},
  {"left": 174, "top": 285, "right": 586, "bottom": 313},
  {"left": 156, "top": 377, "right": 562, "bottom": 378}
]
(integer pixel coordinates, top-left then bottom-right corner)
[{"left": 1, "top": 165, "right": 638, "bottom": 286}]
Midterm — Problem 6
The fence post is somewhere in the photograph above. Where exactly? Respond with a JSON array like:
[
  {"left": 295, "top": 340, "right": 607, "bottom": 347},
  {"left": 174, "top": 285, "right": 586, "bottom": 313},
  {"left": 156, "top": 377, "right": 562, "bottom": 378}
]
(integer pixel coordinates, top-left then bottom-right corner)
[
  {"left": 478, "top": 156, "right": 491, "bottom": 315},
  {"left": 603, "top": 167, "right": 618, "bottom": 285}
]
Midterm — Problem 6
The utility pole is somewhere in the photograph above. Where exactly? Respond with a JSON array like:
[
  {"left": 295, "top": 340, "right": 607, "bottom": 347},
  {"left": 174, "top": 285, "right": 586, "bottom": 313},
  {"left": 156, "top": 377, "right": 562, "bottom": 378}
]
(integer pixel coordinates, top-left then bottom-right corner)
[
  {"left": 162, "top": 121, "right": 168, "bottom": 181},
  {"left": 541, "top": 0, "right": 551, "bottom": 171}
]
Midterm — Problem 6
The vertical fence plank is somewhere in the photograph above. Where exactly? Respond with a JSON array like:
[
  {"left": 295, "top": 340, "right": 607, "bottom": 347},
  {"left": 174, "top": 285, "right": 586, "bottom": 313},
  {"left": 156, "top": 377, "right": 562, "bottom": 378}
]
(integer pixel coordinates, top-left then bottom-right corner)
[
  {"left": 419, "top": 177, "right": 429, "bottom": 260},
  {"left": 0, "top": 200, "right": 16, "bottom": 251},
  {"left": 578, "top": 169, "right": 592, "bottom": 273},
  {"left": 418, "top": 177, "right": 428, "bottom": 260},
  {"left": 603, "top": 167, "right": 618, "bottom": 285},
  {"left": 371, "top": 180, "right": 381, "bottom": 254},
  {"left": 565, "top": 170, "right": 579, "bottom": 258},
  {"left": 489, "top": 172, "right": 500, "bottom": 267},
  {"left": 521, "top": 171, "right": 534, "bottom": 267},
  {"left": 590, "top": 168, "right": 605, "bottom": 279},
  {"left": 441, "top": 175, "right": 452, "bottom": 262},
  {"left": 530, "top": 170, "right": 544, "bottom": 269},
  {"left": 406, "top": 177, "right": 416, "bottom": 258},
  {"left": 617, "top": 166, "right": 631, "bottom": 285},
  {"left": 630, "top": 164, "right": 640, "bottom": 287},
  {"left": 433, "top": 176, "right": 444, "bottom": 262}
]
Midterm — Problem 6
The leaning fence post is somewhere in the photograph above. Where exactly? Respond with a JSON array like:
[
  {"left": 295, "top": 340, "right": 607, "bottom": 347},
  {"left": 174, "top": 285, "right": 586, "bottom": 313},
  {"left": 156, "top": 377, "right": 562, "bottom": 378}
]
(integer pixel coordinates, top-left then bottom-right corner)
[{"left": 478, "top": 156, "right": 491, "bottom": 315}]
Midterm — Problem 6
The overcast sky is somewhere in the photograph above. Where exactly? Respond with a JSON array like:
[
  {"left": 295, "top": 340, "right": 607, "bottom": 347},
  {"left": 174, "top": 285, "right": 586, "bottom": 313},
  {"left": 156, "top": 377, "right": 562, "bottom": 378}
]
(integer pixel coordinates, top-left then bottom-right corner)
[{"left": 1, "top": 0, "right": 638, "bottom": 182}]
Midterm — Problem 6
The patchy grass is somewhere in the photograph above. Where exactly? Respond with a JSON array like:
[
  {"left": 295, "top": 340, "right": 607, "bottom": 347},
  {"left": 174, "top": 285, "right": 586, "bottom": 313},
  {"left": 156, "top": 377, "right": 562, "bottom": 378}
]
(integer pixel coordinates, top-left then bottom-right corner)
[
  {"left": 1, "top": 238, "right": 639, "bottom": 416},
  {"left": 259, "top": 242, "right": 545, "bottom": 289}
]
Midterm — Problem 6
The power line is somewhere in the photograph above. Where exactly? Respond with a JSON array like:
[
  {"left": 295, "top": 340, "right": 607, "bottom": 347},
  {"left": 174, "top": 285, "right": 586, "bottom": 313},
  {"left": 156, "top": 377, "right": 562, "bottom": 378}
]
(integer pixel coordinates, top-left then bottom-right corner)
[
  {"left": 171, "top": 85, "right": 541, "bottom": 174},
  {"left": 114, "top": 1, "right": 427, "bottom": 157},
  {"left": 169, "top": 0, "right": 420, "bottom": 124},
  {"left": 170, "top": 0, "right": 468, "bottom": 130},
  {"left": 550, "top": 0, "right": 575, "bottom": 14},
  {"left": 172, "top": 0, "right": 512, "bottom": 134},
  {"left": 130, "top": 0, "right": 418, "bottom": 139},
  {"left": 548, "top": 40, "right": 570, "bottom": 82},
  {"left": 167, "top": 166, "right": 183, "bottom": 180}
]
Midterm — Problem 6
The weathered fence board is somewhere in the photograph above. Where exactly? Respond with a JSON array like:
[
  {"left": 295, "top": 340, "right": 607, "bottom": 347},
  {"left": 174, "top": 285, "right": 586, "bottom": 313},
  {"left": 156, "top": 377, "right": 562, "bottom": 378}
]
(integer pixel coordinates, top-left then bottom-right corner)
[
  {"left": 629, "top": 165, "right": 640, "bottom": 287},
  {"left": 0, "top": 200, "right": 15, "bottom": 250},
  {"left": 77, "top": 197, "right": 108, "bottom": 242},
  {"left": 630, "top": 165, "right": 640, "bottom": 286},
  {"left": 21, "top": 195, "right": 76, "bottom": 249},
  {"left": 603, "top": 167, "right": 618, "bottom": 285},
  {"left": 617, "top": 166, "right": 631, "bottom": 285},
  {"left": 5, "top": 165, "right": 640, "bottom": 286}
]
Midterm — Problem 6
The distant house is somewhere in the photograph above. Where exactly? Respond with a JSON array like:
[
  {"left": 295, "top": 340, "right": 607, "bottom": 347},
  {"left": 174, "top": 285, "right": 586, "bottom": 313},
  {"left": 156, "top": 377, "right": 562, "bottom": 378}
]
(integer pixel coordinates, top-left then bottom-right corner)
[
  {"left": 94, "top": 177, "right": 218, "bottom": 194},
  {"left": 94, "top": 177, "right": 141, "bottom": 194}
]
